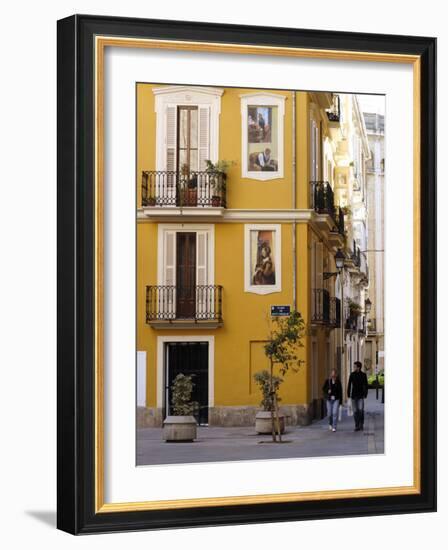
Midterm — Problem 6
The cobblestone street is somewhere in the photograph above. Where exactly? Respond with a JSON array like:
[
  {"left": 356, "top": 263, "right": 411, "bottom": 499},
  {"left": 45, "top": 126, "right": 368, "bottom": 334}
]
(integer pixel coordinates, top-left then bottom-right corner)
[{"left": 137, "top": 390, "right": 384, "bottom": 466}]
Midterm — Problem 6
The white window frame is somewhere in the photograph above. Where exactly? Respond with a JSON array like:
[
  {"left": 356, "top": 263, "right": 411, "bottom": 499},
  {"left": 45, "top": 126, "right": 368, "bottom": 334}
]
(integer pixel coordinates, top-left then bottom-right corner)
[
  {"left": 153, "top": 86, "right": 223, "bottom": 172},
  {"left": 157, "top": 223, "right": 215, "bottom": 286},
  {"left": 244, "top": 223, "right": 282, "bottom": 295},
  {"left": 156, "top": 335, "right": 215, "bottom": 410},
  {"left": 240, "top": 93, "right": 286, "bottom": 181}
]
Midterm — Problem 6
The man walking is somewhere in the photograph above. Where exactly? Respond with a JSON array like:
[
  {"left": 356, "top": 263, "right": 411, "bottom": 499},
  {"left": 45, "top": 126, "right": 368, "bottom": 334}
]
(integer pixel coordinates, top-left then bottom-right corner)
[{"left": 347, "top": 361, "right": 368, "bottom": 431}]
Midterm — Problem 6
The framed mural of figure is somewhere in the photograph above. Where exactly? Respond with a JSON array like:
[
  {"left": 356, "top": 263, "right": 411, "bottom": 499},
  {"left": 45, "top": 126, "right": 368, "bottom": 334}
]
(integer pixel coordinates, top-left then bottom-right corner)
[
  {"left": 245, "top": 224, "right": 281, "bottom": 294},
  {"left": 241, "top": 93, "right": 285, "bottom": 180}
]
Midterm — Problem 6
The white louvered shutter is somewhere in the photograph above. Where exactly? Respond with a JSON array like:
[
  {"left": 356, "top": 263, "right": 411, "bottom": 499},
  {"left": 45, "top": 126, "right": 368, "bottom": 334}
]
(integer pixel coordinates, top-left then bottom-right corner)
[
  {"left": 196, "top": 231, "right": 208, "bottom": 316},
  {"left": 165, "top": 106, "right": 177, "bottom": 203},
  {"left": 164, "top": 231, "right": 176, "bottom": 317},
  {"left": 198, "top": 106, "right": 210, "bottom": 170},
  {"left": 197, "top": 107, "right": 210, "bottom": 205}
]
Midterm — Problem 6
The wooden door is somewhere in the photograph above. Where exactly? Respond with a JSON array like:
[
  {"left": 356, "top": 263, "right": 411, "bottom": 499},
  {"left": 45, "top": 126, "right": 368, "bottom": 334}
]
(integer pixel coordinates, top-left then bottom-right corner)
[{"left": 176, "top": 232, "right": 196, "bottom": 318}]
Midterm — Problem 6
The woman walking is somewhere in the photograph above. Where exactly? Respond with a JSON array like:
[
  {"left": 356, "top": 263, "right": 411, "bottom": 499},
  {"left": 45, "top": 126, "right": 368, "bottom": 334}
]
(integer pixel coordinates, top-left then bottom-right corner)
[{"left": 322, "top": 369, "right": 343, "bottom": 432}]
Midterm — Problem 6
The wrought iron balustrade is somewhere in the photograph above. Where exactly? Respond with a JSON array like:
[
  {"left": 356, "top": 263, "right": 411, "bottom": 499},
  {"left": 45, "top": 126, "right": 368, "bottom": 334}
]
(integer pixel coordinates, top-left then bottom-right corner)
[
  {"left": 310, "top": 181, "right": 345, "bottom": 235},
  {"left": 142, "top": 170, "right": 227, "bottom": 208},
  {"left": 326, "top": 94, "right": 341, "bottom": 122},
  {"left": 146, "top": 285, "right": 223, "bottom": 323},
  {"left": 311, "top": 288, "right": 331, "bottom": 324},
  {"left": 329, "top": 297, "right": 341, "bottom": 327}
]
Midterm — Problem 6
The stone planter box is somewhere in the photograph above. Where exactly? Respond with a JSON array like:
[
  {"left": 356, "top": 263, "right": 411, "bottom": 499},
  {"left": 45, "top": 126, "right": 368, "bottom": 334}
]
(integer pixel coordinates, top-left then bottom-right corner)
[
  {"left": 255, "top": 411, "right": 285, "bottom": 434},
  {"left": 163, "top": 415, "right": 197, "bottom": 442}
]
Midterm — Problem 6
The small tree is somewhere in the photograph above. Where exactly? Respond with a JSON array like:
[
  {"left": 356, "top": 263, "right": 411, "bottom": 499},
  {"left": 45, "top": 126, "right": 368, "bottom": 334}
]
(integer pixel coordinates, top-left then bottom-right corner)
[
  {"left": 170, "top": 374, "right": 199, "bottom": 417},
  {"left": 263, "top": 310, "right": 305, "bottom": 442},
  {"left": 253, "top": 370, "right": 283, "bottom": 412}
]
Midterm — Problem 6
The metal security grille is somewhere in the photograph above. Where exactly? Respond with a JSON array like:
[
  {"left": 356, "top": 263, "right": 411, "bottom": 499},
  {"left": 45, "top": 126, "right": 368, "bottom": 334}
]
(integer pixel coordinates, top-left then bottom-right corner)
[{"left": 165, "top": 342, "right": 209, "bottom": 425}]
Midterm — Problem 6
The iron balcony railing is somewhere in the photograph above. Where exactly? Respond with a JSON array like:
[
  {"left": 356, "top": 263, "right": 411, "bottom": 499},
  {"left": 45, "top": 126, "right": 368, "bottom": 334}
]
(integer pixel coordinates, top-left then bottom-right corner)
[
  {"left": 311, "top": 288, "right": 330, "bottom": 324},
  {"left": 326, "top": 94, "right": 341, "bottom": 123},
  {"left": 146, "top": 285, "right": 223, "bottom": 323},
  {"left": 310, "top": 181, "right": 345, "bottom": 235},
  {"left": 142, "top": 170, "right": 227, "bottom": 208},
  {"left": 329, "top": 297, "right": 341, "bottom": 327},
  {"left": 312, "top": 291, "right": 341, "bottom": 328}
]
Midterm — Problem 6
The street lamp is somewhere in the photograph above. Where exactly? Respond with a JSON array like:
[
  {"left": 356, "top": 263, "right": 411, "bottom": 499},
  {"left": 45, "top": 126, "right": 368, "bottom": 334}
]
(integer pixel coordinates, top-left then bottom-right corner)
[
  {"left": 365, "top": 297, "right": 372, "bottom": 314},
  {"left": 335, "top": 248, "right": 345, "bottom": 271}
]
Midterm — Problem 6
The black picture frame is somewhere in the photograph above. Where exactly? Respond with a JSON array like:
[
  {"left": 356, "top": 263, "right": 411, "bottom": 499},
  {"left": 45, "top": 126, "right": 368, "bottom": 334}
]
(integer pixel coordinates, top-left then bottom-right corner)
[{"left": 57, "top": 14, "right": 436, "bottom": 534}]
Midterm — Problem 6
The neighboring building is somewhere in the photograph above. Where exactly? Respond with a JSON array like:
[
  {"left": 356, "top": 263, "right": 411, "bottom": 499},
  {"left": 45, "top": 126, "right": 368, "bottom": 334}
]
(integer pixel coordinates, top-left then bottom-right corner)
[
  {"left": 136, "top": 85, "right": 371, "bottom": 428},
  {"left": 363, "top": 110, "right": 385, "bottom": 376}
]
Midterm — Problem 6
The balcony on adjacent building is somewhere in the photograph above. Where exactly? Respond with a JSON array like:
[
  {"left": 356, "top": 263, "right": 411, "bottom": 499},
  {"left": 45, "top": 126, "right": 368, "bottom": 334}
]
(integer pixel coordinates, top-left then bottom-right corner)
[
  {"left": 310, "top": 181, "right": 345, "bottom": 239},
  {"left": 312, "top": 290, "right": 341, "bottom": 329},
  {"left": 146, "top": 285, "right": 223, "bottom": 329},
  {"left": 345, "top": 240, "right": 369, "bottom": 282},
  {"left": 329, "top": 297, "right": 341, "bottom": 327},
  {"left": 326, "top": 94, "right": 341, "bottom": 123},
  {"left": 141, "top": 170, "right": 227, "bottom": 218}
]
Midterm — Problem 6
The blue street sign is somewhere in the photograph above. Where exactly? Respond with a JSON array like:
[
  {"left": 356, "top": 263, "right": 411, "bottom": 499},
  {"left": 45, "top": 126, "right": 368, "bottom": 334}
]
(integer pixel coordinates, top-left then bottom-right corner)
[{"left": 271, "top": 305, "right": 291, "bottom": 317}]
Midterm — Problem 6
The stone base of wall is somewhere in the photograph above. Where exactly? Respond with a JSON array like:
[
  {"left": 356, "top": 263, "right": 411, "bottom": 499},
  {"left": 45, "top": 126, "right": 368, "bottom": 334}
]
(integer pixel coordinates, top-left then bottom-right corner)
[
  {"left": 137, "top": 407, "right": 163, "bottom": 428},
  {"left": 209, "top": 404, "right": 313, "bottom": 427},
  {"left": 137, "top": 404, "right": 313, "bottom": 428}
]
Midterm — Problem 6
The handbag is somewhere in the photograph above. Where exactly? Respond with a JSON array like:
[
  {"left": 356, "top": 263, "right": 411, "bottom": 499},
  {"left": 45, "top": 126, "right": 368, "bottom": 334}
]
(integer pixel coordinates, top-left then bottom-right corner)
[{"left": 347, "top": 397, "right": 353, "bottom": 417}]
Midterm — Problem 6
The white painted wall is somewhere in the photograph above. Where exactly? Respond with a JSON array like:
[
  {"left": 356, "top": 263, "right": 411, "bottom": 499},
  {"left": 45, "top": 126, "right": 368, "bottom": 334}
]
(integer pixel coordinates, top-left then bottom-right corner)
[{"left": 136, "top": 351, "right": 147, "bottom": 407}]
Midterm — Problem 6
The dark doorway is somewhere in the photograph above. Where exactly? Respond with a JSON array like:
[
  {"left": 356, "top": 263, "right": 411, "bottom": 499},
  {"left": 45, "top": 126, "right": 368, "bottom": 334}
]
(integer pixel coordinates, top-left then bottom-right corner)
[
  {"left": 165, "top": 342, "right": 209, "bottom": 425},
  {"left": 176, "top": 232, "right": 196, "bottom": 318}
]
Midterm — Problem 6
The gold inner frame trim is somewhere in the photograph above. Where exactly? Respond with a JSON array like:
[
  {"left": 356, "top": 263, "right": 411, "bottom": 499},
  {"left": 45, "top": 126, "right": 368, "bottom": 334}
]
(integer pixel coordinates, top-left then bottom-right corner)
[{"left": 94, "top": 35, "right": 421, "bottom": 514}]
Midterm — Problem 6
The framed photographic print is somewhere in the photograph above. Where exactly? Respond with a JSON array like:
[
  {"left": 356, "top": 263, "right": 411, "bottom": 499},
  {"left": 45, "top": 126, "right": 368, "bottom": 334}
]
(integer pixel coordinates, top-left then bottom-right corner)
[{"left": 57, "top": 14, "right": 436, "bottom": 534}]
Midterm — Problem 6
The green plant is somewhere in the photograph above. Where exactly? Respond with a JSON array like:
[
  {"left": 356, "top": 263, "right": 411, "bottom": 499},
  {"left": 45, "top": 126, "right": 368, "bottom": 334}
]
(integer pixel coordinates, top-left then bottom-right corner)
[
  {"left": 348, "top": 299, "right": 362, "bottom": 317},
  {"left": 262, "top": 310, "right": 306, "bottom": 442},
  {"left": 170, "top": 374, "right": 199, "bottom": 416},
  {"left": 205, "top": 159, "right": 235, "bottom": 174},
  {"left": 253, "top": 370, "right": 283, "bottom": 412}
]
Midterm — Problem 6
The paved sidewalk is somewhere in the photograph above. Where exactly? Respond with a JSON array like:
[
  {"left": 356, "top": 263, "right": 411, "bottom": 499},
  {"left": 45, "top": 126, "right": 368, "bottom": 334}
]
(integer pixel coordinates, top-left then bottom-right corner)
[{"left": 137, "top": 390, "right": 384, "bottom": 466}]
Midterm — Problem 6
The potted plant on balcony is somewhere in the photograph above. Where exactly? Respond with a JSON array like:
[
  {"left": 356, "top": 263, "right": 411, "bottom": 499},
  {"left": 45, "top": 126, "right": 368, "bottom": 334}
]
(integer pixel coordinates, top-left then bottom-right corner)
[
  {"left": 146, "top": 196, "right": 157, "bottom": 206},
  {"left": 253, "top": 370, "right": 285, "bottom": 435},
  {"left": 163, "top": 373, "right": 199, "bottom": 442},
  {"left": 205, "top": 159, "right": 233, "bottom": 207}
]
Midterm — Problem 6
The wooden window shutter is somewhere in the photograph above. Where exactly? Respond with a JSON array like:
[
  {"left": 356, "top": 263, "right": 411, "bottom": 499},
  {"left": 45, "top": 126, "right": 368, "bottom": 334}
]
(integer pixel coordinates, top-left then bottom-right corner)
[
  {"left": 163, "top": 230, "right": 176, "bottom": 317},
  {"left": 164, "top": 231, "right": 176, "bottom": 286},
  {"left": 196, "top": 231, "right": 209, "bottom": 317},
  {"left": 196, "top": 231, "right": 208, "bottom": 286},
  {"left": 198, "top": 106, "right": 210, "bottom": 170},
  {"left": 165, "top": 105, "right": 177, "bottom": 172}
]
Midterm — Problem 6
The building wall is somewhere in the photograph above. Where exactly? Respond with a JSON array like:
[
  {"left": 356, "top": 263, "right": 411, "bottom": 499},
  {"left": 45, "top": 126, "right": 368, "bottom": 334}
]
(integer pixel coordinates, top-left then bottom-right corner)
[{"left": 136, "top": 83, "right": 371, "bottom": 427}]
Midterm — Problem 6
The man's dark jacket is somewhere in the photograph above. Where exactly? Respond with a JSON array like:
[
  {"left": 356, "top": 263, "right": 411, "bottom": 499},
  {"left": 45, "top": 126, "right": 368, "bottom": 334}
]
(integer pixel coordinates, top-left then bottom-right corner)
[{"left": 347, "top": 370, "right": 368, "bottom": 399}]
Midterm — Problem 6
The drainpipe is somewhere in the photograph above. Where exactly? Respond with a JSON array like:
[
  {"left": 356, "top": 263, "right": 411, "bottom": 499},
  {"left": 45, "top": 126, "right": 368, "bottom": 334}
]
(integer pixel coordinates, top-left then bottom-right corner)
[{"left": 292, "top": 92, "right": 297, "bottom": 311}]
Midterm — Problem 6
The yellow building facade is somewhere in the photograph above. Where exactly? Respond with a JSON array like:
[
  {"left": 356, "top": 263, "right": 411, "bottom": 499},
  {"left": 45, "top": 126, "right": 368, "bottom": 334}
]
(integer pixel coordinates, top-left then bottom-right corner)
[{"left": 136, "top": 84, "right": 366, "bottom": 427}]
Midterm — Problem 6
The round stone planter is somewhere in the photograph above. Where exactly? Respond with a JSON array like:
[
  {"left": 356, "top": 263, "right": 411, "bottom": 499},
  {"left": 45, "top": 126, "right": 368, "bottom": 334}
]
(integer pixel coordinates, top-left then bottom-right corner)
[
  {"left": 163, "top": 415, "right": 197, "bottom": 442},
  {"left": 255, "top": 411, "right": 285, "bottom": 434}
]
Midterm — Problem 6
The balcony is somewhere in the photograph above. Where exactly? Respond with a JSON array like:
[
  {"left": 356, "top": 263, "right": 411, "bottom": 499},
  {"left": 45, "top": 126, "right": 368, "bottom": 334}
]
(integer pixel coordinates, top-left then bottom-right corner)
[
  {"left": 312, "top": 290, "right": 341, "bottom": 329},
  {"left": 326, "top": 94, "right": 341, "bottom": 123},
  {"left": 329, "top": 297, "right": 341, "bottom": 327},
  {"left": 311, "top": 288, "right": 330, "bottom": 325},
  {"left": 141, "top": 170, "right": 227, "bottom": 219},
  {"left": 146, "top": 285, "right": 223, "bottom": 329},
  {"left": 310, "top": 181, "right": 345, "bottom": 239},
  {"left": 345, "top": 240, "right": 368, "bottom": 282}
]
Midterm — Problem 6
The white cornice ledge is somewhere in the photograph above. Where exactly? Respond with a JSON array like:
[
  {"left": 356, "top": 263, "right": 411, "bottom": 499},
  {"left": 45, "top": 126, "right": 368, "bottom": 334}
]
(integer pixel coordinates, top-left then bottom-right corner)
[{"left": 152, "top": 85, "right": 224, "bottom": 97}]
